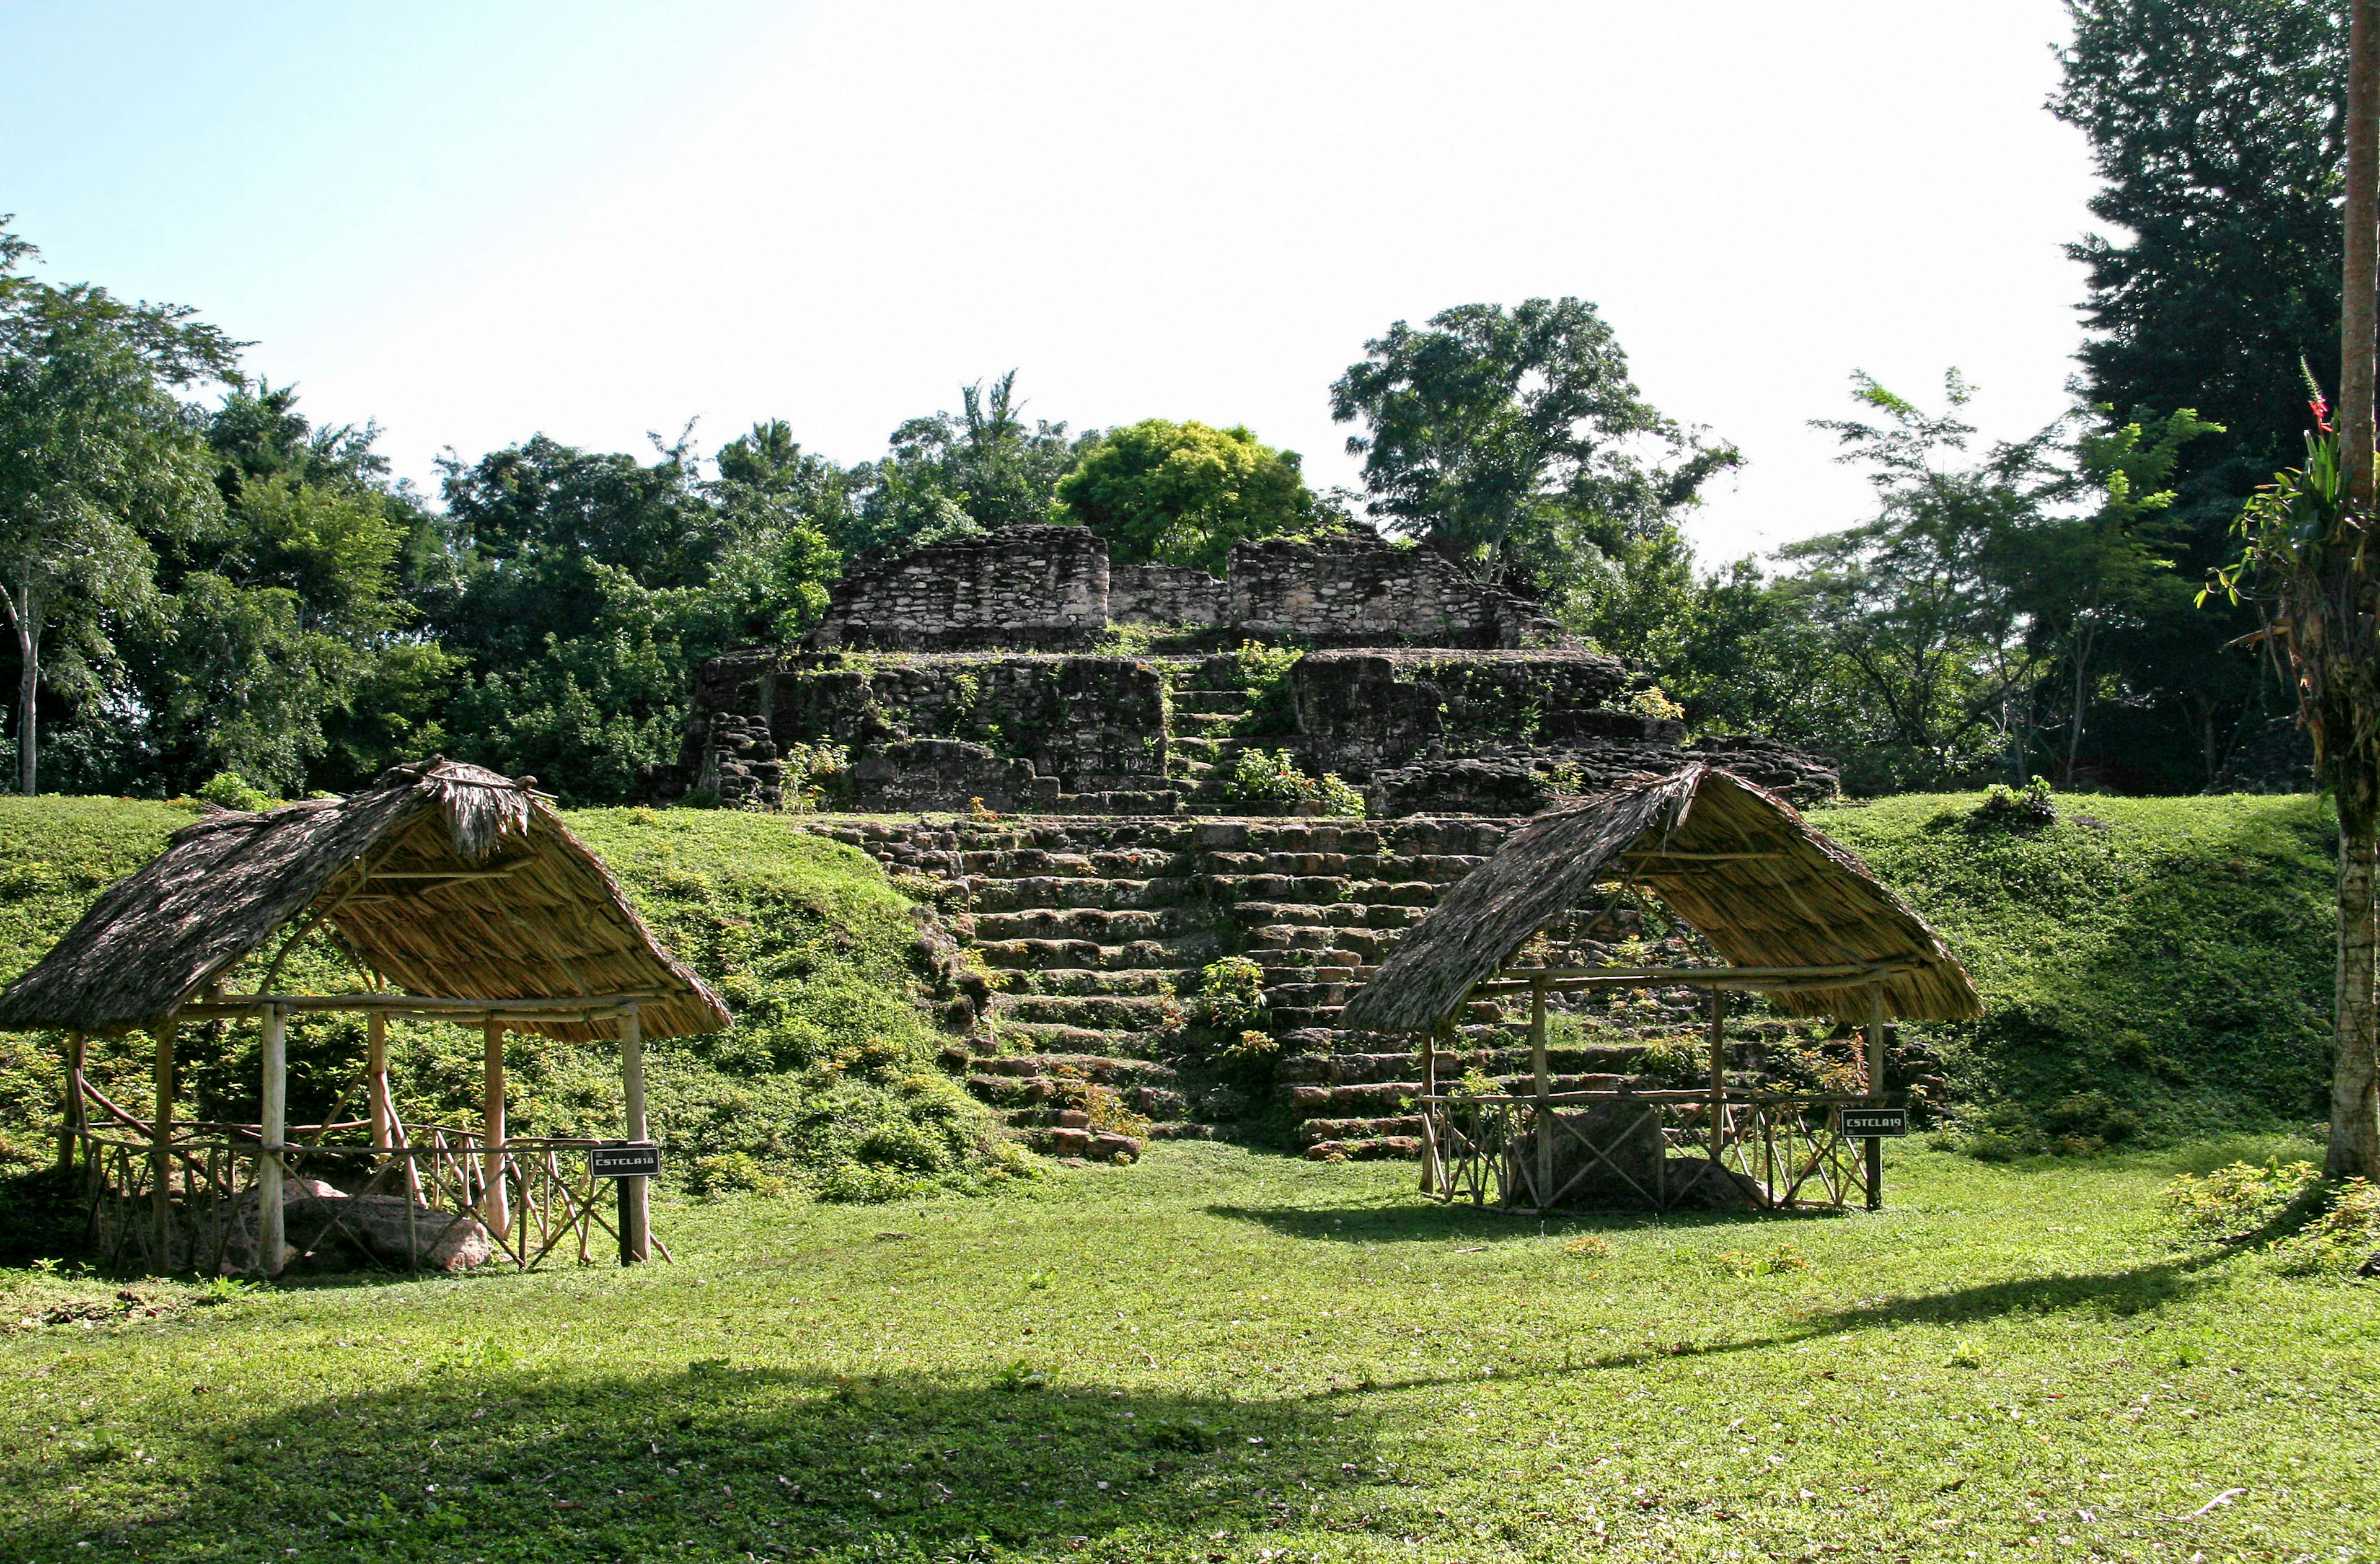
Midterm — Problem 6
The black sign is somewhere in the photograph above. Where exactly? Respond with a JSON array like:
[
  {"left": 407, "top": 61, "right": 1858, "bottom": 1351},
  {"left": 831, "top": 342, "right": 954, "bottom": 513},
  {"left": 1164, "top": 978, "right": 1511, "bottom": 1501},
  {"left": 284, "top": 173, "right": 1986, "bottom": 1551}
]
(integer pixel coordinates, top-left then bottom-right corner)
[
  {"left": 1840, "top": 1107, "right": 1908, "bottom": 1139},
  {"left": 591, "top": 1142, "right": 662, "bottom": 1177}
]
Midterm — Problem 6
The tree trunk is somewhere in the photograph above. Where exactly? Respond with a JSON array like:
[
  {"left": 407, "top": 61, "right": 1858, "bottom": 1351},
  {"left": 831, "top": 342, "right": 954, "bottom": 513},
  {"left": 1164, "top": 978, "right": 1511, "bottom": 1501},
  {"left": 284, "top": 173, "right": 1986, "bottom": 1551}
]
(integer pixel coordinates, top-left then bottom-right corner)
[
  {"left": 6, "top": 582, "right": 33, "bottom": 797},
  {"left": 2346, "top": 0, "right": 2380, "bottom": 512},
  {"left": 2335, "top": 0, "right": 2380, "bottom": 1179},
  {"left": 2332, "top": 791, "right": 2380, "bottom": 1178}
]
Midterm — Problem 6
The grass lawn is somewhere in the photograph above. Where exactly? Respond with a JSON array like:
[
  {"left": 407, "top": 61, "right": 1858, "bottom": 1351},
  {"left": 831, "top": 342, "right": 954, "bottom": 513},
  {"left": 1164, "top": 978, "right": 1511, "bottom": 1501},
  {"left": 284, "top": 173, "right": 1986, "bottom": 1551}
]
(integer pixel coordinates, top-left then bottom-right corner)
[{"left": 3, "top": 1140, "right": 2373, "bottom": 1564}]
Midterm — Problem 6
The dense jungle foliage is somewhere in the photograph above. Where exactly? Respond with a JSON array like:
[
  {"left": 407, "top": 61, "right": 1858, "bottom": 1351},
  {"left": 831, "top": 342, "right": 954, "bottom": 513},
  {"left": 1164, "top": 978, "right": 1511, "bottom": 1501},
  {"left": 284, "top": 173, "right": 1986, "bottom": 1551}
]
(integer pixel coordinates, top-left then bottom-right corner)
[{"left": 4, "top": 0, "right": 2369, "bottom": 809}]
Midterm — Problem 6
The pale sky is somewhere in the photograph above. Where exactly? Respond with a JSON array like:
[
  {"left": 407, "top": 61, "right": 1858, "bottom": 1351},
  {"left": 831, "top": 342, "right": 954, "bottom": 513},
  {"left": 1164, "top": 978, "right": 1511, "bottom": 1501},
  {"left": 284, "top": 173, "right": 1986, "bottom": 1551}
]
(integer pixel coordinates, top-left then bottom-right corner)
[{"left": 5, "top": 1, "right": 2099, "bottom": 565}]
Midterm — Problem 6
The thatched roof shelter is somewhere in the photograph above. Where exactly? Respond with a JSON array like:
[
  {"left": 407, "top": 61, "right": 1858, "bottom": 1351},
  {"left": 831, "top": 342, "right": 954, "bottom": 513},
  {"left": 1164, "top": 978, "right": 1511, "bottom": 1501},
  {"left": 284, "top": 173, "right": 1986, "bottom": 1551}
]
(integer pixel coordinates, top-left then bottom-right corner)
[
  {"left": 0, "top": 760, "right": 729, "bottom": 1042},
  {"left": 1340, "top": 765, "right": 1981, "bottom": 1034}
]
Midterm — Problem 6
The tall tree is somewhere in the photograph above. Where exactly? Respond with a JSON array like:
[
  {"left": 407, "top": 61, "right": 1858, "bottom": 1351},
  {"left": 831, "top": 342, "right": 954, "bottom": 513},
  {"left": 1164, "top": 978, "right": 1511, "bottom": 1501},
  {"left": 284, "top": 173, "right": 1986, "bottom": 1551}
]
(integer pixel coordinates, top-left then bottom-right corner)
[
  {"left": 2212, "top": 0, "right": 2380, "bottom": 1178},
  {"left": 1053, "top": 419, "right": 1336, "bottom": 574},
  {"left": 0, "top": 222, "right": 240, "bottom": 793},
  {"left": 1328, "top": 298, "right": 1735, "bottom": 595},
  {"left": 2052, "top": 0, "right": 2352, "bottom": 788},
  {"left": 875, "top": 371, "right": 1092, "bottom": 540}
]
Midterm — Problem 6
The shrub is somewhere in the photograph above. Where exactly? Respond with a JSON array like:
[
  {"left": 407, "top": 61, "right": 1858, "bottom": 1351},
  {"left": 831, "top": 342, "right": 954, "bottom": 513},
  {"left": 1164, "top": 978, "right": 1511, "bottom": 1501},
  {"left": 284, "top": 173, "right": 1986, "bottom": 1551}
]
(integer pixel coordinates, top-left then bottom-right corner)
[
  {"left": 2268, "top": 1177, "right": 2380, "bottom": 1274},
  {"left": 198, "top": 772, "right": 276, "bottom": 813},
  {"left": 1233, "top": 641, "right": 1303, "bottom": 734},
  {"left": 1196, "top": 956, "right": 1268, "bottom": 1031},
  {"left": 780, "top": 742, "right": 851, "bottom": 812},
  {"left": 1623, "top": 683, "right": 1684, "bottom": 721},
  {"left": 2157, "top": 1159, "right": 2318, "bottom": 1242},
  {"left": 1972, "top": 776, "right": 2057, "bottom": 830},
  {"left": 1225, "top": 749, "right": 1365, "bottom": 816}
]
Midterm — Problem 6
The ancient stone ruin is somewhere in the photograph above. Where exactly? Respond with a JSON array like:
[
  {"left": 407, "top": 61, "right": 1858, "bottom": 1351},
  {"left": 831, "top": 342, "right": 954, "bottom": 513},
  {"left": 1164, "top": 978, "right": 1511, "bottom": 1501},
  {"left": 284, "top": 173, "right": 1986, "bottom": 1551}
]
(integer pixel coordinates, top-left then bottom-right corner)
[
  {"left": 663, "top": 525, "right": 1881, "bottom": 1167},
  {"left": 670, "top": 524, "right": 1836, "bottom": 815}
]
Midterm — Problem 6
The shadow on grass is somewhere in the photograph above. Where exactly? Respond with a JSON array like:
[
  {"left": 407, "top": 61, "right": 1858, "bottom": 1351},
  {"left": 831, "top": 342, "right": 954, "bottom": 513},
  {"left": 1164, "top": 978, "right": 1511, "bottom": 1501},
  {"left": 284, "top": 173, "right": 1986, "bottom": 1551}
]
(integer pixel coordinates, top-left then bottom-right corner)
[
  {"left": 10, "top": 1363, "right": 1389, "bottom": 1562},
  {"left": 1807, "top": 1249, "right": 2234, "bottom": 1335},
  {"left": 1205, "top": 1198, "right": 1851, "bottom": 1245}
]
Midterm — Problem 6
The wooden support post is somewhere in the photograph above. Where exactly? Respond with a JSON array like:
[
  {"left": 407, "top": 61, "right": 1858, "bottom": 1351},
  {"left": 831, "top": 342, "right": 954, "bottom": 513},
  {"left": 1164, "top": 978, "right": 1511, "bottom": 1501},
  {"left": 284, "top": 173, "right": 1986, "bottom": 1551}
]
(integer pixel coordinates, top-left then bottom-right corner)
[
  {"left": 258, "top": 1004, "right": 287, "bottom": 1278},
  {"left": 1709, "top": 986, "right": 1728, "bottom": 1164},
  {"left": 1530, "top": 979, "right": 1550, "bottom": 1209},
  {"left": 1864, "top": 983, "right": 1887, "bottom": 1211},
  {"left": 151, "top": 1021, "right": 177, "bottom": 1268},
  {"left": 482, "top": 1017, "right": 509, "bottom": 1240},
  {"left": 1417, "top": 1023, "right": 1443, "bottom": 1195},
  {"left": 56, "top": 1030, "right": 85, "bottom": 1173},
  {"left": 367, "top": 1011, "right": 391, "bottom": 1150},
  {"left": 619, "top": 1002, "right": 650, "bottom": 1265}
]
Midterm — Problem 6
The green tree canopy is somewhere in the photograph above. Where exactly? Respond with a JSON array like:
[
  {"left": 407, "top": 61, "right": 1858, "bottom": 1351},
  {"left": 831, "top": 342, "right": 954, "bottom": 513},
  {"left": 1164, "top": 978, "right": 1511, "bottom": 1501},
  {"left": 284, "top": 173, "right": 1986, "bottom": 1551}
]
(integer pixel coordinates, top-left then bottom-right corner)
[
  {"left": 2047, "top": 0, "right": 2347, "bottom": 788},
  {"left": 1054, "top": 418, "right": 1331, "bottom": 573},
  {"left": 0, "top": 221, "right": 241, "bottom": 794},
  {"left": 1328, "top": 297, "right": 1736, "bottom": 595}
]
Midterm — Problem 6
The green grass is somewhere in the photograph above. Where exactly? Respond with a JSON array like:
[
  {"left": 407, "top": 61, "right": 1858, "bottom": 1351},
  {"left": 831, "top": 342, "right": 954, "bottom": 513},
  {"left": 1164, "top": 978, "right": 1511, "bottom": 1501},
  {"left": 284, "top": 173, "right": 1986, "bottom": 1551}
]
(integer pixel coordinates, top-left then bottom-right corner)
[
  {"left": 1810, "top": 793, "right": 2337, "bottom": 1148},
  {"left": 3, "top": 1139, "right": 2374, "bottom": 1562}
]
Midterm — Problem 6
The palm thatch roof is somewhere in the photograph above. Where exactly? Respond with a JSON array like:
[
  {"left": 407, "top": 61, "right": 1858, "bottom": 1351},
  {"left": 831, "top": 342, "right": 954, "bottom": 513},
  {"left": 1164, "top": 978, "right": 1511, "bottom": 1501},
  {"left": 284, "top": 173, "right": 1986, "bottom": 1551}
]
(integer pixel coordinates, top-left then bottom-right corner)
[
  {"left": 1339, "top": 765, "right": 1981, "bottom": 1034},
  {"left": 0, "top": 760, "right": 730, "bottom": 1042}
]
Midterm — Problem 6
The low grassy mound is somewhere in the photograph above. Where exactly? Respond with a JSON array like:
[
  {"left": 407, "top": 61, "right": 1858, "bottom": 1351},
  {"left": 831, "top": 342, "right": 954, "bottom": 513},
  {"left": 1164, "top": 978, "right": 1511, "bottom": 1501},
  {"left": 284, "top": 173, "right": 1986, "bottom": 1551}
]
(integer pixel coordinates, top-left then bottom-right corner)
[
  {"left": 1811, "top": 791, "right": 2335, "bottom": 1154},
  {"left": 0, "top": 799, "right": 1020, "bottom": 1228}
]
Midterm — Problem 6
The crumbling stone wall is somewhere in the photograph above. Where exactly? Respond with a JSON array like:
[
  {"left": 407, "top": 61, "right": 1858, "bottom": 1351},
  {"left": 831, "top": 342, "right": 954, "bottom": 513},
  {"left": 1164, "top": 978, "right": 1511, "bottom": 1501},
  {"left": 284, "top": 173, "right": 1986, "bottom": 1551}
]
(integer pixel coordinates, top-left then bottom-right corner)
[
  {"left": 1108, "top": 561, "right": 1225, "bottom": 626},
  {"left": 1226, "top": 534, "right": 1559, "bottom": 649},
  {"left": 1288, "top": 650, "right": 1678, "bottom": 780},
  {"left": 769, "top": 652, "right": 1168, "bottom": 800},
  {"left": 800, "top": 523, "right": 1564, "bottom": 651},
  {"left": 805, "top": 526, "right": 1110, "bottom": 651}
]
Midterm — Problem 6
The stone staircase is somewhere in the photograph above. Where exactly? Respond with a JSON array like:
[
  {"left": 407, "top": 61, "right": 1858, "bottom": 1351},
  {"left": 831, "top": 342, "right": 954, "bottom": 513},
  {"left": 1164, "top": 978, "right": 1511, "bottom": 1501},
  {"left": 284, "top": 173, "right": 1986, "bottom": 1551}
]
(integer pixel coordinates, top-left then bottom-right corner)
[{"left": 797, "top": 812, "right": 1794, "bottom": 1164}]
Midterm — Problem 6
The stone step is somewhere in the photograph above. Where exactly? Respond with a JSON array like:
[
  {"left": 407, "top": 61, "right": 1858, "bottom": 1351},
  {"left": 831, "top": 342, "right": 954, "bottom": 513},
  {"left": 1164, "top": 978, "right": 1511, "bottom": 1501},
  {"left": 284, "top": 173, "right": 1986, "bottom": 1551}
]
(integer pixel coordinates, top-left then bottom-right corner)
[
  {"left": 1066, "top": 773, "right": 1185, "bottom": 794},
  {"left": 1295, "top": 1114, "right": 1424, "bottom": 1144},
  {"left": 958, "top": 847, "right": 1187, "bottom": 877},
  {"left": 967, "top": 876, "right": 1197, "bottom": 912},
  {"left": 966, "top": 906, "right": 1205, "bottom": 942},
  {"left": 1192, "top": 821, "right": 1515, "bottom": 854},
  {"left": 1266, "top": 981, "right": 1352, "bottom": 1009},
  {"left": 1279, "top": 1074, "right": 1637, "bottom": 1115},
  {"left": 998, "top": 968, "right": 1191, "bottom": 997},
  {"left": 985, "top": 1021, "right": 1161, "bottom": 1053},
  {"left": 1166, "top": 736, "right": 1256, "bottom": 760},
  {"left": 1173, "top": 711, "right": 1242, "bottom": 736},
  {"left": 1205, "top": 851, "right": 1489, "bottom": 881},
  {"left": 990, "top": 993, "right": 1185, "bottom": 1030},
  {"left": 1267, "top": 998, "right": 1502, "bottom": 1032},
  {"left": 1052, "top": 791, "right": 1187, "bottom": 815},
  {"left": 1304, "top": 1136, "right": 1422, "bottom": 1162},
  {"left": 1237, "top": 902, "right": 1429, "bottom": 932},
  {"left": 1214, "top": 877, "right": 1448, "bottom": 907},
  {"left": 1276, "top": 1046, "right": 1653, "bottom": 1086},
  {"left": 976, "top": 936, "right": 1222, "bottom": 972},
  {"left": 1169, "top": 689, "right": 1250, "bottom": 714},
  {"left": 963, "top": 1053, "right": 1184, "bottom": 1087},
  {"left": 1258, "top": 962, "right": 1361, "bottom": 986}
]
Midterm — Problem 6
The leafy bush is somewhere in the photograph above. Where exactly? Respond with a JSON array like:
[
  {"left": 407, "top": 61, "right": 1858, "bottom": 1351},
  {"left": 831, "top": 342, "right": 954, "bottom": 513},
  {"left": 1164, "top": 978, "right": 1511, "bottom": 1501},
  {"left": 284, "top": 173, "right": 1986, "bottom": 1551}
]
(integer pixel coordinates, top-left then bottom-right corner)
[
  {"left": 1225, "top": 749, "right": 1364, "bottom": 816},
  {"left": 1233, "top": 642, "right": 1303, "bottom": 735},
  {"left": 1196, "top": 956, "right": 1267, "bottom": 1031},
  {"left": 198, "top": 772, "right": 276, "bottom": 813},
  {"left": 1623, "top": 683, "right": 1684, "bottom": 721},
  {"left": 2157, "top": 1159, "right": 2317, "bottom": 1242},
  {"left": 2269, "top": 1178, "right": 2380, "bottom": 1273},
  {"left": 1973, "top": 775, "right": 2058, "bottom": 830}
]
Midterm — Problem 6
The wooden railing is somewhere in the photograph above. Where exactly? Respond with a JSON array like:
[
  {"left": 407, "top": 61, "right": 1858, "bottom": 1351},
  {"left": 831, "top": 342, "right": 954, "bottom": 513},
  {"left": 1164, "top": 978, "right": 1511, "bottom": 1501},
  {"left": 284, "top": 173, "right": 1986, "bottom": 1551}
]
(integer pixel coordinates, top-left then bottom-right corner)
[
  {"left": 1417, "top": 1089, "right": 1884, "bottom": 1214},
  {"left": 69, "top": 1076, "right": 641, "bottom": 1276}
]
